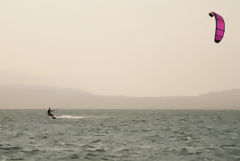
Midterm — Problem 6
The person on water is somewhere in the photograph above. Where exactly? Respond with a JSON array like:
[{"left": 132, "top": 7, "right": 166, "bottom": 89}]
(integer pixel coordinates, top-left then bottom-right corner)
[{"left": 47, "top": 108, "right": 55, "bottom": 118}]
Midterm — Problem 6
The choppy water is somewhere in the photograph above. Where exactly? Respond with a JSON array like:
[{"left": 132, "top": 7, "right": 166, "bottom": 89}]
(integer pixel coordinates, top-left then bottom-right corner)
[{"left": 0, "top": 110, "right": 239, "bottom": 161}]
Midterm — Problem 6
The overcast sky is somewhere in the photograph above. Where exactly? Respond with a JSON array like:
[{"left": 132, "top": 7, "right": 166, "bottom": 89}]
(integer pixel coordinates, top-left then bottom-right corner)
[{"left": 0, "top": 0, "right": 239, "bottom": 97}]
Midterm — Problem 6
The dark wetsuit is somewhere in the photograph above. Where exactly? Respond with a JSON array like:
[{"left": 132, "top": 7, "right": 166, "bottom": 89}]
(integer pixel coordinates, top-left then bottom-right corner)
[{"left": 48, "top": 108, "right": 55, "bottom": 118}]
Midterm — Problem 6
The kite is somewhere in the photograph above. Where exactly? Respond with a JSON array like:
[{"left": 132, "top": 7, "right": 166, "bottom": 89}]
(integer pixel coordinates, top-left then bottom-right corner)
[{"left": 209, "top": 12, "right": 225, "bottom": 43}]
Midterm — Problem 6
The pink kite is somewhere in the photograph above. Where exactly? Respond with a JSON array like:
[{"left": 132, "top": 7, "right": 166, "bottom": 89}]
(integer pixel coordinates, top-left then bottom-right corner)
[{"left": 209, "top": 12, "right": 225, "bottom": 43}]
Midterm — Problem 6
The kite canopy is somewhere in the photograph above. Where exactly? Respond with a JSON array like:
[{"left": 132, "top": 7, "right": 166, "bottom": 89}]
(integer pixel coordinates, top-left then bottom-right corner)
[{"left": 209, "top": 12, "right": 225, "bottom": 43}]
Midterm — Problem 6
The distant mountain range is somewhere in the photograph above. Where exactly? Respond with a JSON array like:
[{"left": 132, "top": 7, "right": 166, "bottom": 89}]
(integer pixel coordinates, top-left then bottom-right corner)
[{"left": 0, "top": 85, "right": 239, "bottom": 109}]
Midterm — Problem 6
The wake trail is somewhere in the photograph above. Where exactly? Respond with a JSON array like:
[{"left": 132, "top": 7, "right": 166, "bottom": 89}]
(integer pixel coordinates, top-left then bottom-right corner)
[{"left": 55, "top": 115, "right": 86, "bottom": 119}]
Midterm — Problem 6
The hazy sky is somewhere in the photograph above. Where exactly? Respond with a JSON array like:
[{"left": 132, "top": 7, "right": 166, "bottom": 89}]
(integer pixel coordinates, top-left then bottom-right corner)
[{"left": 0, "top": 0, "right": 239, "bottom": 97}]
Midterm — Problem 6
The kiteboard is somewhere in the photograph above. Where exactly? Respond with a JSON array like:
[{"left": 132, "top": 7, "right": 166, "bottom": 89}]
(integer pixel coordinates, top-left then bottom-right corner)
[
  {"left": 48, "top": 115, "right": 56, "bottom": 119},
  {"left": 51, "top": 116, "right": 56, "bottom": 119}
]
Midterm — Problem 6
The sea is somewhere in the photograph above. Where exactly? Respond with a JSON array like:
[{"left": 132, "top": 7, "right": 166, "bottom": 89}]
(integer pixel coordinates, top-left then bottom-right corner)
[{"left": 0, "top": 109, "right": 239, "bottom": 161}]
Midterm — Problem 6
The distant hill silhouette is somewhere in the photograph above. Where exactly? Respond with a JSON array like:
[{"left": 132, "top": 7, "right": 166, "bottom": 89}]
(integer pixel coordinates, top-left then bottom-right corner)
[{"left": 0, "top": 85, "right": 239, "bottom": 109}]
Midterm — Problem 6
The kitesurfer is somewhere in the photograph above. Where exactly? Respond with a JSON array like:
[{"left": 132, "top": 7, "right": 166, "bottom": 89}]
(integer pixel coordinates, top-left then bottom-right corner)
[{"left": 48, "top": 108, "right": 56, "bottom": 119}]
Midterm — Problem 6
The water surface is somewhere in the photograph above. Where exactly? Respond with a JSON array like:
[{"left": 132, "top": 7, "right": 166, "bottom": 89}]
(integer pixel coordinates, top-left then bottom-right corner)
[{"left": 0, "top": 110, "right": 239, "bottom": 161}]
